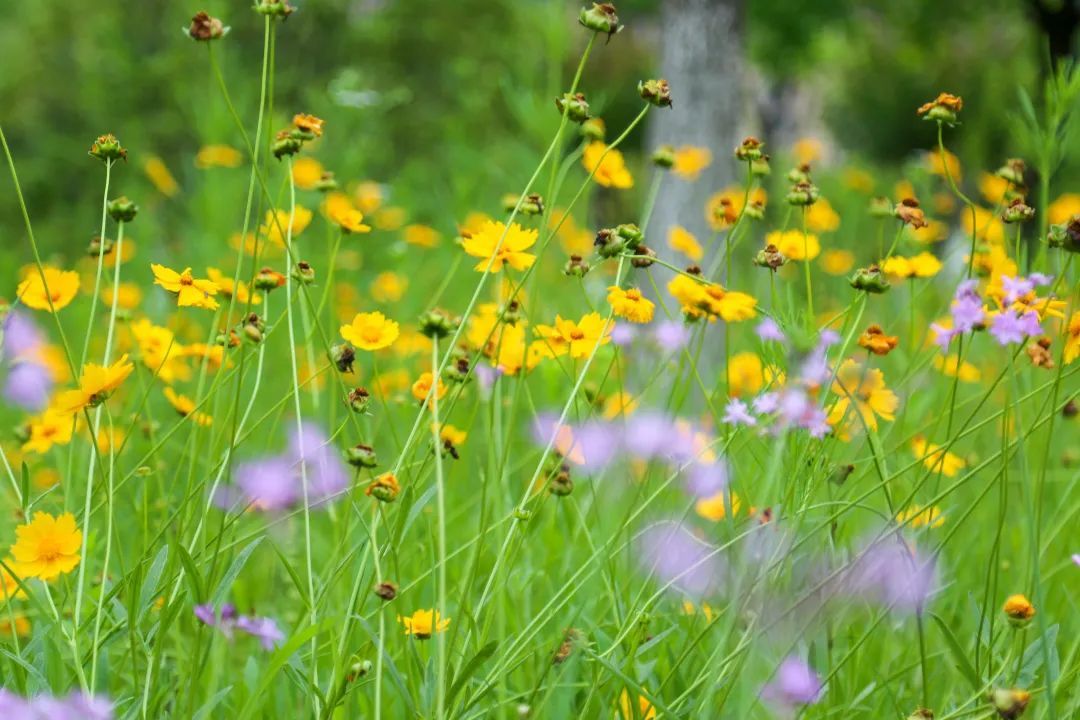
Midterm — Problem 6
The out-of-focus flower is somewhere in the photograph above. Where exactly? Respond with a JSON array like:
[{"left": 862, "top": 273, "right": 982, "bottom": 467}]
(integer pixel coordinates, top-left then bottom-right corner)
[
  {"left": 881, "top": 252, "right": 942, "bottom": 279},
  {"left": 933, "top": 354, "right": 981, "bottom": 383},
  {"left": 653, "top": 320, "right": 691, "bottom": 351},
  {"left": 164, "top": 387, "right": 213, "bottom": 426},
  {"left": 235, "top": 615, "right": 285, "bottom": 650},
  {"left": 195, "top": 145, "right": 243, "bottom": 169},
  {"left": 291, "top": 156, "right": 324, "bottom": 190},
  {"left": 722, "top": 399, "right": 757, "bottom": 427},
  {"left": 820, "top": 249, "right": 855, "bottom": 275},
  {"left": 607, "top": 286, "right": 654, "bottom": 323},
  {"left": 617, "top": 690, "right": 657, "bottom": 720},
  {"left": 667, "top": 225, "right": 703, "bottom": 261},
  {"left": 844, "top": 532, "right": 938, "bottom": 613},
  {"left": 912, "top": 436, "right": 966, "bottom": 477},
  {"left": 636, "top": 520, "right": 724, "bottom": 598},
  {"left": 761, "top": 656, "right": 822, "bottom": 712},
  {"left": 0, "top": 690, "right": 114, "bottom": 719},
  {"left": 1065, "top": 312, "right": 1080, "bottom": 365},
  {"left": 671, "top": 146, "right": 712, "bottom": 181},
  {"left": 582, "top": 141, "right": 633, "bottom": 188},
  {"left": 896, "top": 504, "right": 945, "bottom": 529},
  {"left": 1048, "top": 193, "right": 1080, "bottom": 225},
  {"left": 828, "top": 359, "right": 899, "bottom": 438},
  {"left": 143, "top": 155, "right": 179, "bottom": 196},
  {"left": 805, "top": 197, "right": 840, "bottom": 232},
  {"left": 764, "top": 230, "right": 819, "bottom": 261},
  {"left": 404, "top": 224, "right": 440, "bottom": 248}
]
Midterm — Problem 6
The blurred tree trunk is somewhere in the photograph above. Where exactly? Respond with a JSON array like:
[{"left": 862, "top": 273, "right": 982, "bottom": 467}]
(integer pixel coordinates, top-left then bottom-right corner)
[{"left": 646, "top": 0, "right": 746, "bottom": 251}]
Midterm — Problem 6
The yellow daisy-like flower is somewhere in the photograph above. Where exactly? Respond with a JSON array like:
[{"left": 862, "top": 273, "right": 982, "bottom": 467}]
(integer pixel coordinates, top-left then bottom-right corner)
[
  {"left": 933, "top": 354, "right": 981, "bottom": 383},
  {"left": 194, "top": 144, "right": 243, "bottom": 169},
  {"left": 896, "top": 504, "right": 945, "bottom": 529},
  {"left": 764, "top": 229, "right": 820, "bottom": 261},
  {"left": 1065, "top": 311, "right": 1080, "bottom": 365},
  {"left": 340, "top": 311, "right": 400, "bottom": 351},
  {"left": 926, "top": 148, "right": 961, "bottom": 181},
  {"left": 434, "top": 423, "right": 467, "bottom": 447},
  {"left": 1047, "top": 193, "right": 1080, "bottom": 225},
  {"left": 0, "top": 565, "right": 26, "bottom": 600},
  {"left": 460, "top": 220, "right": 538, "bottom": 272},
  {"left": 101, "top": 282, "right": 143, "bottom": 310},
  {"left": 534, "top": 313, "right": 612, "bottom": 359},
  {"left": 151, "top": 264, "right": 220, "bottom": 310},
  {"left": 607, "top": 286, "right": 655, "bottom": 323},
  {"left": 329, "top": 203, "right": 371, "bottom": 235},
  {"left": 695, "top": 491, "right": 747, "bottom": 522},
  {"left": 979, "top": 172, "right": 1010, "bottom": 205},
  {"left": 961, "top": 206, "right": 1004, "bottom": 246},
  {"left": 411, "top": 372, "right": 448, "bottom": 404},
  {"left": 22, "top": 409, "right": 75, "bottom": 455},
  {"left": 671, "top": 146, "right": 712, "bottom": 181},
  {"left": 727, "top": 352, "right": 764, "bottom": 397},
  {"left": 666, "top": 275, "right": 757, "bottom": 323},
  {"left": 260, "top": 206, "right": 314, "bottom": 245},
  {"left": 397, "top": 609, "right": 450, "bottom": 638},
  {"left": 130, "top": 318, "right": 189, "bottom": 384},
  {"left": 602, "top": 391, "right": 638, "bottom": 420},
  {"left": 906, "top": 219, "right": 948, "bottom": 245},
  {"left": 842, "top": 167, "right": 874, "bottom": 193},
  {"left": 828, "top": 359, "right": 899, "bottom": 438},
  {"left": 705, "top": 186, "right": 767, "bottom": 230},
  {"left": 667, "top": 225, "right": 703, "bottom": 261},
  {"left": 582, "top": 141, "right": 634, "bottom": 189},
  {"left": 291, "top": 156, "right": 324, "bottom": 190},
  {"left": 617, "top": 690, "right": 658, "bottom": 720},
  {"left": 805, "top": 197, "right": 840, "bottom": 233},
  {"left": 404, "top": 224, "right": 440, "bottom": 248},
  {"left": 143, "top": 155, "right": 179, "bottom": 197},
  {"left": 880, "top": 252, "right": 942, "bottom": 279},
  {"left": 792, "top": 137, "right": 823, "bottom": 165},
  {"left": 820, "top": 249, "right": 855, "bottom": 275},
  {"left": 54, "top": 355, "right": 135, "bottom": 414},
  {"left": 163, "top": 387, "right": 212, "bottom": 426},
  {"left": 354, "top": 181, "right": 384, "bottom": 214},
  {"left": 371, "top": 272, "right": 407, "bottom": 303},
  {"left": 16, "top": 267, "right": 80, "bottom": 312},
  {"left": 374, "top": 206, "right": 406, "bottom": 231},
  {"left": 912, "top": 436, "right": 966, "bottom": 477},
  {"left": 9, "top": 512, "right": 82, "bottom": 580},
  {"left": 206, "top": 267, "right": 260, "bottom": 305}
]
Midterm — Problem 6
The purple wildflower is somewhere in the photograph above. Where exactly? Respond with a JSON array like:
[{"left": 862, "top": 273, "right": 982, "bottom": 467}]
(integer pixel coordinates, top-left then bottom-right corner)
[
  {"left": 289, "top": 423, "right": 350, "bottom": 506},
  {"left": 989, "top": 310, "right": 1042, "bottom": 346},
  {"left": 652, "top": 320, "right": 691, "bottom": 351},
  {"left": 756, "top": 318, "right": 785, "bottom": 343},
  {"left": 236, "top": 615, "right": 285, "bottom": 650},
  {"left": 636, "top": 520, "right": 724, "bottom": 598},
  {"left": 571, "top": 421, "right": 622, "bottom": 471},
  {"left": 722, "top": 399, "right": 757, "bottom": 427},
  {"left": 625, "top": 413, "right": 676, "bottom": 458},
  {"left": 1029, "top": 272, "right": 1053, "bottom": 286},
  {"left": 233, "top": 456, "right": 298, "bottom": 512},
  {"left": 2, "top": 311, "right": 44, "bottom": 359},
  {"left": 685, "top": 459, "right": 729, "bottom": 498},
  {"left": 34, "top": 692, "right": 114, "bottom": 720},
  {"left": 609, "top": 323, "right": 637, "bottom": 346},
  {"left": 761, "top": 656, "right": 822, "bottom": 711},
  {"left": 950, "top": 280, "right": 985, "bottom": 333},
  {"left": 930, "top": 322, "right": 957, "bottom": 352},
  {"left": 1071, "top": 553, "right": 1080, "bottom": 568},
  {"left": 4, "top": 361, "right": 53, "bottom": 411},
  {"left": 473, "top": 363, "right": 501, "bottom": 394},
  {"left": 194, "top": 603, "right": 238, "bottom": 638},
  {"left": 844, "top": 533, "right": 938, "bottom": 614},
  {"left": 1000, "top": 275, "right": 1033, "bottom": 304}
]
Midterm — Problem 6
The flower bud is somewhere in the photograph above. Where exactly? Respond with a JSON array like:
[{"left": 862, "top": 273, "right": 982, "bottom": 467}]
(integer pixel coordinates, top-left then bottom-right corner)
[
  {"left": 750, "top": 157, "right": 771, "bottom": 177},
  {"left": 549, "top": 464, "right": 573, "bottom": 496},
  {"left": 829, "top": 463, "right": 855, "bottom": 485},
  {"left": 503, "top": 192, "right": 544, "bottom": 216},
  {"left": 216, "top": 330, "right": 241, "bottom": 348},
  {"left": 894, "top": 198, "right": 929, "bottom": 229},
  {"left": 1063, "top": 399, "right": 1077, "bottom": 418},
  {"left": 555, "top": 92, "right": 591, "bottom": 123},
  {"left": 786, "top": 163, "right": 811, "bottom": 184},
  {"left": 917, "top": 92, "right": 963, "bottom": 125},
  {"left": 87, "top": 236, "right": 115, "bottom": 257},
  {"left": 254, "top": 0, "right": 295, "bottom": 19},
  {"left": 347, "top": 660, "right": 373, "bottom": 682},
  {"left": 345, "top": 443, "right": 378, "bottom": 469},
  {"left": 443, "top": 356, "right": 471, "bottom": 385},
  {"left": 347, "top": 387, "right": 371, "bottom": 414},
  {"left": 291, "top": 261, "right": 315, "bottom": 285},
  {"left": 314, "top": 172, "right": 338, "bottom": 193},
  {"left": 996, "top": 158, "right": 1026, "bottom": 186},
  {"left": 188, "top": 11, "right": 228, "bottom": 41},
  {"left": 858, "top": 324, "right": 899, "bottom": 356},
  {"left": 786, "top": 180, "right": 819, "bottom": 206},
  {"left": 988, "top": 688, "right": 1030, "bottom": 719},
  {"left": 1047, "top": 216, "right": 1080, "bottom": 253},
  {"left": 869, "top": 196, "right": 894, "bottom": 218},
  {"left": 107, "top": 196, "right": 139, "bottom": 223},
  {"left": 1001, "top": 198, "right": 1034, "bottom": 224},
  {"left": 735, "top": 136, "right": 764, "bottom": 162},
  {"left": 253, "top": 267, "right": 287, "bottom": 291},
  {"left": 366, "top": 472, "right": 400, "bottom": 503},
  {"left": 594, "top": 228, "right": 625, "bottom": 259},
  {"left": 89, "top": 134, "right": 127, "bottom": 163},
  {"left": 651, "top": 144, "right": 675, "bottom": 168},
  {"left": 638, "top": 79, "right": 673, "bottom": 108},
  {"left": 373, "top": 581, "right": 397, "bottom": 601},
  {"left": 563, "top": 254, "right": 592, "bottom": 277},
  {"left": 907, "top": 709, "right": 934, "bottom": 720},
  {"left": 744, "top": 200, "right": 766, "bottom": 220},
  {"left": 615, "top": 223, "right": 644, "bottom": 249},
  {"left": 1002, "top": 594, "right": 1035, "bottom": 628},
  {"left": 330, "top": 343, "right": 356, "bottom": 374},
  {"left": 419, "top": 307, "right": 460, "bottom": 339},
  {"left": 581, "top": 118, "right": 606, "bottom": 142},
  {"left": 754, "top": 244, "right": 788, "bottom": 271},
  {"left": 630, "top": 244, "right": 656, "bottom": 268},
  {"left": 242, "top": 313, "right": 265, "bottom": 344},
  {"left": 272, "top": 130, "right": 303, "bottom": 160},
  {"left": 850, "top": 265, "right": 891, "bottom": 294},
  {"left": 578, "top": 3, "right": 621, "bottom": 38},
  {"left": 500, "top": 300, "right": 523, "bottom": 326}
]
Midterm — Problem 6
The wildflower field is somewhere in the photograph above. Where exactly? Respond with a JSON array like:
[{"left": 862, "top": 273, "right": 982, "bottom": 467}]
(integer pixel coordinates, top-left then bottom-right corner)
[{"left": 2, "top": 1, "right": 1080, "bottom": 718}]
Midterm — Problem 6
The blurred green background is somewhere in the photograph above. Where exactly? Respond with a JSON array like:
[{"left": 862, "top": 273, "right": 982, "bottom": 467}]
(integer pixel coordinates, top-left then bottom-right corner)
[{"left": 0, "top": 0, "right": 1073, "bottom": 270}]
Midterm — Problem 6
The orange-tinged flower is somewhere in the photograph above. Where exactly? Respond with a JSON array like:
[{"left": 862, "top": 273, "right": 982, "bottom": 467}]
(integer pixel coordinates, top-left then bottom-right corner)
[
  {"left": 534, "top": 313, "right": 612, "bottom": 359},
  {"left": 194, "top": 144, "right": 243, "bottom": 169},
  {"left": 1065, "top": 311, "right": 1080, "bottom": 365},
  {"left": 582, "top": 141, "right": 633, "bottom": 189},
  {"left": 461, "top": 220, "right": 538, "bottom": 272},
  {"left": 398, "top": 609, "right": 450, "bottom": 638},
  {"left": 22, "top": 409, "right": 75, "bottom": 455},
  {"left": 292, "top": 113, "right": 324, "bottom": 137},
  {"left": 607, "top": 286, "right": 655, "bottom": 323},
  {"left": 705, "top": 186, "right": 767, "bottom": 230},
  {"left": 163, "top": 387, "right": 212, "bottom": 426},
  {"left": 764, "top": 229, "right": 820, "bottom": 261},
  {"left": 9, "top": 512, "right": 82, "bottom": 580},
  {"left": 671, "top": 145, "right": 712, "bottom": 181},
  {"left": 16, "top": 267, "right": 80, "bottom": 312},
  {"left": 151, "top": 264, "right": 220, "bottom": 310},
  {"left": 667, "top": 225, "right": 703, "bottom": 261},
  {"left": 858, "top": 324, "right": 899, "bottom": 355},
  {"left": 54, "top": 355, "right": 135, "bottom": 414},
  {"left": 912, "top": 436, "right": 966, "bottom": 477},
  {"left": 341, "top": 311, "right": 400, "bottom": 351},
  {"left": 411, "top": 372, "right": 447, "bottom": 404},
  {"left": 1002, "top": 594, "right": 1035, "bottom": 622}
]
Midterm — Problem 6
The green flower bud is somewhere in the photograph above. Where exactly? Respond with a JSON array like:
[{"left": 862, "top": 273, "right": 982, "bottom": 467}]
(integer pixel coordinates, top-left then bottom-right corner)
[
  {"left": 594, "top": 228, "right": 626, "bottom": 259},
  {"left": 345, "top": 443, "right": 378, "bottom": 469},
  {"left": 638, "top": 79, "right": 673, "bottom": 108},
  {"left": 630, "top": 244, "right": 656, "bottom": 268},
  {"left": 330, "top": 343, "right": 356, "bottom": 374},
  {"left": 1001, "top": 198, "right": 1034, "bottom": 224},
  {"left": 868, "top": 196, "right": 893, "bottom": 218},
  {"left": 849, "top": 265, "right": 891, "bottom": 294},
  {"left": 829, "top": 463, "right": 855, "bottom": 486},
  {"left": 735, "top": 136, "right": 764, "bottom": 162},
  {"left": 578, "top": 3, "right": 621, "bottom": 38},
  {"left": 563, "top": 254, "right": 591, "bottom": 278},
  {"left": 242, "top": 313, "right": 265, "bottom": 344},
  {"left": 753, "top": 244, "right": 788, "bottom": 271},
  {"left": 615, "top": 223, "right": 644, "bottom": 249},
  {"left": 750, "top": 157, "right": 771, "bottom": 177},
  {"left": 786, "top": 180, "right": 819, "bottom": 206},
  {"left": 254, "top": 0, "right": 295, "bottom": 19},
  {"left": 347, "top": 387, "right": 371, "bottom": 414},
  {"left": 253, "top": 267, "right": 286, "bottom": 291},
  {"left": 987, "top": 688, "right": 1030, "bottom": 719},
  {"left": 555, "top": 92, "right": 591, "bottom": 123},
  {"left": 549, "top": 465, "right": 573, "bottom": 496},
  {"left": 1047, "top": 216, "right": 1080, "bottom": 253},
  {"left": 581, "top": 118, "right": 605, "bottom": 142},
  {"left": 314, "top": 172, "right": 338, "bottom": 193},
  {"left": 272, "top": 130, "right": 303, "bottom": 159},
  {"left": 107, "top": 196, "right": 138, "bottom": 223},
  {"left": 87, "top": 236, "right": 114, "bottom": 257},
  {"left": 89, "top": 134, "right": 127, "bottom": 163},
  {"left": 503, "top": 192, "right": 544, "bottom": 216},
  {"left": 373, "top": 581, "right": 397, "bottom": 601},
  {"left": 651, "top": 144, "right": 675, "bottom": 169},
  {"left": 995, "top": 158, "right": 1026, "bottom": 186},
  {"left": 291, "top": 260, "right": 316, "bottom": 285},
  {"left": 418, "top": 307, "right": 460, "bottom": 339}
]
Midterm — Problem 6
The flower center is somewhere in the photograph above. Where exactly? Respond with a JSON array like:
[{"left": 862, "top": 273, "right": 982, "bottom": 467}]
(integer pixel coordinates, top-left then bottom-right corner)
[
  {"left": 37, "top": 537, "right": 63, "bottom": 562},
  {"left": 569, "top": 330, "right": 585, "bottom": 341}
]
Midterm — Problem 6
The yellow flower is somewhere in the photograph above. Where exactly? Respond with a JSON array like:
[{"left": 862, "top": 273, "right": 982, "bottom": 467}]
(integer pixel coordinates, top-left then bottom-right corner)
[
  {"left": 354, "top": 181, "right": 384, "bottom": 214},
  {"left": 727, "top": 352, "right": 764, "bottom": 396},
  {"left": 341, "top": 311, "right": 400, "bottom": 351},
  {"left": 293, "top": 113, "right": 325, "bottom": 137},
  {"left": 151, "top": 264, "right": 220, "bottom": 310},
  {"left": 0, "top": 615, "right": 31, "bottom": 637},
  {"left": 0, "top": 565, "right": 26, "bottom": 600},
  {"left": 1002, "top": 594, "right": 1035, "bottom": 623},
  {"left": 602, "top": 391, "right": 638, "bottom": 419},
  {"left": 667, "top": 225, "right": 703, "bottom": 261},
  {"left": 404, "top": 224, "right": 440, "bottom": 248},
  {"left": 163, "top": 387, "right": 212, "bottom": 426},
  {"left": 291, "top": 156, "right": 324, "bottom": 190},
  {"left": 398, "top": 609, "right": 450, "bottom": 638},
  {"left": 461, "top": 220, "right": 538, "bottom": 272},
  {"left": 143, "top": 155, "right": 179, "bottom": 197},
  {"left": 16, "top": 267, "right": 80, "bottom": 312},
  {"left": 961, "top": 206, "right": 1004, "bottom": 245},
  {"left": 328, "top": 201, "right": 371, "bottom": 234},
  {"left": 792, "top": 137, "right": 823, "bottom": 165},
  {"left": 705, "top": 186, "right": 767, "bottom": 230},
  {"left": 933, "top": 354, "right": 981, "bottom": 383},
  {"left": 617, "top": 690, "right": 658, "bottom": 720},
  {"left": 979, "top": 172, "right": 1010, "bottom": 204},
  {"left": 926, "top": 148, "right": 961, "bottom": 180},
  {"left": 764, "top": 229, "right": 820, "bottom": 261},
  {"left": 681, "top": 599, "right": 716, "bottom": 622},
  {"left": 805, "top": 197, "right": 840, "bottom": 233},
  {"left": 842, "top": 167, "right": 874, "bottom": 193},
  {"left": 582, "top": 141, "right": 633, "bottom": 189},
  {"left": 912, "top": 436, "right": 965, "bottom": 477},
  {"left": 371, "top": 272, "right": 407, "bottom": 303},
  {"left": 411, "top": 372, "right": 447, "bottom": 404},
  {"left": 260, "top": 206, "right": 314, "bottom": 245},
  {"left": 828, "top": 359, "right": 899, "bottom": 438},
  {"left": 896, "top": 504, "right": 945, "bottom": 529},
  {"left": 206, "top": 267, "right": 260, "bottom": 305},
  {"left": 820, "top": 250, "right": 855, "bottom": 275},
  {"left": 434, "top": 423, "right": 467, "bottom": 447},
  {"left": 22, "top": 409, "right": 75, "bottom": 455},
  {"left": 906, "top": 219, "right": 948, "bottom": 245},
  {"left": 607, "top": 286, "right": 655, "bottom": 323},
  {"left": 101, "top": 282, "right": 143, "bottom": 310},
  {"left": 374, "top": 206, "right": 406, "bottom": 231},
  {"left": 9, "top": 512, "right": 82, "bottom": 580},
  {"left": 194, "top": 144, "right": 243, "bottom": 169},
  {"left": 548, "top": 208, "right": 593, "bottom": 256},
  {"left": 666, "top": 275, "right": 757, "bottom": 322},
  {"left": 695, "top": 491, "right": 746, "bottom": 521},
  {"left": 365, "top": 472, "right": 400, "bottom": 502},
  {"left": 671, "top": 146, "right": 712, "bottom": 181},
  {"left": 880, "top": 252, "right": 942, "bottom": 279},
  {"left": 1048, "top": 193, "right": 1080, "bottom": 225},
  {"left": 130, "top": 318, "right": 189, "bottom": 384},
  {"left": 534, "top": 313, "right": 612, "bottom": 359},
  {"left": 54, "top": 355, "right": 135, "bottom": 414},
  {"left": 1065, "top": 312, "right": 1080, "bottom": 365}
]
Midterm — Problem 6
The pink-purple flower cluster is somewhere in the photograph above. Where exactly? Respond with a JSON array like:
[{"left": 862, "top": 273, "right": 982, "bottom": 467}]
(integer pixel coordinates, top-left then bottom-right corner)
[
  {"left": 0, "top": 689, "right": 112, "bottom": 719},
  {"left": 194, "top": 603, "right": 285, "bottom": 650}
]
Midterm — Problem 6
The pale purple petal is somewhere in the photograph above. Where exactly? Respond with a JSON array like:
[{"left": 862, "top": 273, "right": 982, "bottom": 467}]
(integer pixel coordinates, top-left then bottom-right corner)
[
  {"left": 761, "top": 656, "right": 822, "bottom": 709},
  {"left": 686, "top": 460, "right": 729, "bottom": 497},
  {"left": 236, "top": 615, "right": 285, "bottom": 650},
  {"left": 653, "top": 320, "right": 691, "bottom": 351},
  {"left": 636, "top": 520, "right": 724, "bottom": 598},
  {"left": 756, "top": 318, "right": 785, "bottom": 343},
  {"left": 235, "top": 456, "right": 298, "bottom": 511},
  {"left": 4, "top": 361, "right": 53, "bottom": 411},
  {"left": 722, "top": 399, "right": 757, "bottom": 426}
]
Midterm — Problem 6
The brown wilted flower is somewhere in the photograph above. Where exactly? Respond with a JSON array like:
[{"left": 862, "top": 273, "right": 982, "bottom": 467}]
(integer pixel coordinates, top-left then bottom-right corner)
[
  {"left": 1025, "top": 337, "right": 1054, "bottom": 369},
  {"left": 189, "top": 12, "right": 226, "bottom": 41},
  {"left": 553, "top": 628, "right": 583, "bottom": 664},
  {"left": 917, "top": 93, "right": 963, "bottom": 123},
  {"left": 374, "top": 581, "right": 398, "bottom": 601},
  {"left": 894, "top": 198, "right": 928, "bottom": 229},
  {"left": 858, "top": 324, "right": 899, "bottom": 356}
]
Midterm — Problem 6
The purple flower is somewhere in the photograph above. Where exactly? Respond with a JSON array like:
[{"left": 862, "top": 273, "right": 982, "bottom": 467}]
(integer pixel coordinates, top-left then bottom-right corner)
[
  {"left": 653, "top": 320, "right": 691, "bottom": 351},
  {"left": 2, "top": 311, "right": 44, "bottom": 359},
  {"left": 722, "top": 399, "right": 757, "bottom": 427},
  {"left": 818, "top": 329, "right": 841, "bottom": 348},
  {"left": 610, "top": 323, "right": 637, "bottom": 346},
  {"left": 1001, "top": 275, "right": 1034, "bottom": 304},
  {"left": 950, "top": 280, "right": 985, "bottom": 333},
  {"left": 756, "top": 318, "right": 785, "bottom": 343},
  {"left": 233, "top": 456, "right": 298, "bottom": 511},
  {"left": 989, "top": 310, "right": 1042, "bottom": 346},
  {"left": 236, "top": 615, "right": 285, "bottom": 650},
  {"left": 195, "top": 603, "right": 238, "bottom": 638},
  {"left": 473, "top": 363, "right": 502, "bottom": 394},
  {"left": 1029, "top": 272, "right": 1053, "bottom": 286},
  {"left": 626, "top": 413, "right": 677, "bottom": 458},
  {"left": 844, "top": 534, "right": 938, "bottom": 614},
  {"left": 761, "top": 656, "right": 822, "bottom": 711},
  {"left": 572, "top": 421, "right": 622, "bottom": 471},
  {"left": 637, "top": 520, "right": 724, "bottom": 598},
  {"left": 4, "top": 361, "right": 53, "bottom": 411},
  {"left": 1071, "top": 553, "right": 1080, "bottom": 568},
  {"left": 35, "top": 692, "right": 114, "bottom": 720},
  {"left": 930, "top": 322, "right": 957, "bottom": 352},
  {"left": 289, "top": 423, "right": 350, "bottom": 506},
  {"left": 776, "top": 389, "right": 829, "bottom": 438},
  {"left": 685, "top": 459, "right": 729, "bottom": 498}
]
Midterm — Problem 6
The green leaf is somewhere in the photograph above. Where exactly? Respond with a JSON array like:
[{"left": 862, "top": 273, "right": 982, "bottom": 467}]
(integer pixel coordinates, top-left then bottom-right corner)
[
  {"left": 210, "top": 537, "right": 263, "bottom": 608},
  {"left": 138, "top": 546, "right": 169, "bottom": 621},
  {"left": 930, "top": 612, "right": 981, "bottom": 693},
  {"left": 446, "top": 640, "right": 497, "bottom": 709},
  {"left": 172, "top": 540, "right": 204, "bottom": 603}
]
